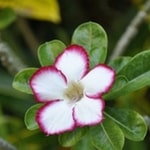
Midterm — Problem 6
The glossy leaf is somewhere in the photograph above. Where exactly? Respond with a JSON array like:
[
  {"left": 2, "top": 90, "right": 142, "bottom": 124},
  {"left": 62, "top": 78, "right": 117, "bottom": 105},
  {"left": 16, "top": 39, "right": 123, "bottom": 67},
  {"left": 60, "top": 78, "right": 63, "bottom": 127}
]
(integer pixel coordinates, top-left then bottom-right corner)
[
  {"left": 108, "top": 57, "right": 132, "bottom": 73},
  {"left": 118, "top": 50, "right": 150, "bottom": 80},
  {"left": 25, "top": 104, "right": 42, "bottom": 130},
  {"left": 0, "top": 0, "right": 61, "bottom": 23},
  {"left": 12, "top": 68, "right": 37, "bottom": 94},
  {"left": 105, "top": 50, "right": 150, "bottom": 99},
  {"left": 72, "top": 21, "right": 107, "bottom": 68},
  {"left": 105, "top": 107, "right": 147, "bottom": 141},
  {"left": 38, "top": 40, "right": 66, "bottom": 66},
  {"left": 59, "top": 127, "right": 88, "bottom": 147},
  {"left": 72, "top": 135, "right": 94, "bottom": 150},
  {"left": 0, "top": 8, "right": 16, "bottom": 29},
  {"left": 90, "top": 116, "right": 124, "bottom": 150}
]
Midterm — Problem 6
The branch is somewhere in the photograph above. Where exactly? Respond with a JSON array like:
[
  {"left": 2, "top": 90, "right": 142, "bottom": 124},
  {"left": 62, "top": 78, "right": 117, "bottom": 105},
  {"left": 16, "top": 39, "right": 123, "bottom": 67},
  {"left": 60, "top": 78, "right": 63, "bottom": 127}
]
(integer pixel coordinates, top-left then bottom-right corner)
[
  {"left": 0, "top": 138, "right": 17, "bottom": 150},
  {"left": 0, "top": 39, "right": 26, "bottom": 75},
  {"left": 109, "top": 0, "right": 150, "bottom": 61},
  {"left": 17, "top": 18, "right": 39, "bottom": 57},
  {"left": 144, "top": 115, "right": 150, "bottom": 131}
]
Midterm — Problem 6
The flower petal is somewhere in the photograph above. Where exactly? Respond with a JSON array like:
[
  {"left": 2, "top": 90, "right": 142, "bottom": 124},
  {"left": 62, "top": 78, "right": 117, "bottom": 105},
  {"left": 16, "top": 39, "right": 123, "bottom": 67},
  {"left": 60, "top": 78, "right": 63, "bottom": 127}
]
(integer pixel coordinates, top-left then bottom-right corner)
[
  {"left": 73, "top": 96, "right": 105, "bottom": 126},
  {"left": 36, "top": 100, "right": 75, "bottom": 135},
  {"left": 55, "top": 45, "right": 89, "bottom": 82},
  {"left": 30, "top": 66, "right": 67, "bottom": 102},
  {"left": 81, "top": 64, "right": 115, "bottom": 97}
]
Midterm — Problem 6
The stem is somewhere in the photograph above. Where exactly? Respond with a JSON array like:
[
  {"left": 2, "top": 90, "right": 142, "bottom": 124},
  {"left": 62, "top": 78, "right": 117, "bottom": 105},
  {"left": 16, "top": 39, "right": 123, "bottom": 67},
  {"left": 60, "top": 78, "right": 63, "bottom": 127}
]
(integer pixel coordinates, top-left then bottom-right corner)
[
  {"left": 16, "top": 18, "right": 39, "bottom": 57},
  {"left": 143, "top": 115, "right": 150, "bottom": 131},
  {"left": 0, "top": 138, "right": 17, "bottom": 150},
  {"left": 0, "top": 38, "right": 26, "bottom": 75},
  {"left": 109, "top": 0, "right": 150, "bottom": 61}
]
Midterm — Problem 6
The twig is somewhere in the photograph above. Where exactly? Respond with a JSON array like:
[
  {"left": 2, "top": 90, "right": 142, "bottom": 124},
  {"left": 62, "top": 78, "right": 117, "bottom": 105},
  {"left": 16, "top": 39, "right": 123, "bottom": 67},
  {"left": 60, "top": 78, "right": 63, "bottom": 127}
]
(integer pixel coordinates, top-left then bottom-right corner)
[
  {"left": 109, "top": 0, "right": 150, "bottom": 61},
  {"left": 0, "top": 138, "right": 17, "bottom": 150},
  {"left": 144, "top": 115, "right": 150, "bottom": 131},
  {"left": 0, "top": 39, "right": 26, "bottom": 75},
  {"left": 16, "top": 18, "right": 39, "bottom": 57}
]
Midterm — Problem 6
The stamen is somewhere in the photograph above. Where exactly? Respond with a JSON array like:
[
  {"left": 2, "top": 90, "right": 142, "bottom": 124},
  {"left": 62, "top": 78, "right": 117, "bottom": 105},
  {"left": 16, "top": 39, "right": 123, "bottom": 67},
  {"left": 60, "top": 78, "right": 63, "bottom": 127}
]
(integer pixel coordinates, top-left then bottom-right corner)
[{"left": 64, "top": 81, "right": 84, "bottom": 102}]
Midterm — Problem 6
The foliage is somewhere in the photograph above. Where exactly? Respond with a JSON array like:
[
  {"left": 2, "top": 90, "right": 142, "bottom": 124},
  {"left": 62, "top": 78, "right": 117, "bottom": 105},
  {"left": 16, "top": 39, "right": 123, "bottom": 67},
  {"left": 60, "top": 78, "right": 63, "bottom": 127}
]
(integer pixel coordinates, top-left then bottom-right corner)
[
  {"left": 12, "top": 22, "right": 148, "bottom": 150},
  {"left": 1, "top": 0, "right": 150, "bottom": 150},
  {"left": 0, "top": 7, "right": 16, "bottom": 29}
]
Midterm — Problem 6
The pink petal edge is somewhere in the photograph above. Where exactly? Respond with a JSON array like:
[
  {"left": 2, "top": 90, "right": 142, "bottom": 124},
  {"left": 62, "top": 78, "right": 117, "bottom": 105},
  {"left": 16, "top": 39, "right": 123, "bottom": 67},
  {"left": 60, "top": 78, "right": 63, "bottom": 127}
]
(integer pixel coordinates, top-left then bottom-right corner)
[
  {"left": 30, "top": 66, "right": 67, "bottom": 102},
  {"left": 54, "top": 44, "right": 89, "bottom": 81},
  {"left": 81, "top": 64, "right": 115, "bottom": 98},
  {"left": 36, "top": 101, "right": 76, "bottom": 135},
  {"left": 100, "top": 64, "right": 116, "bottom": 92},
  {"left": 73, "top": 97, "right": 105, "bottom": 127}
]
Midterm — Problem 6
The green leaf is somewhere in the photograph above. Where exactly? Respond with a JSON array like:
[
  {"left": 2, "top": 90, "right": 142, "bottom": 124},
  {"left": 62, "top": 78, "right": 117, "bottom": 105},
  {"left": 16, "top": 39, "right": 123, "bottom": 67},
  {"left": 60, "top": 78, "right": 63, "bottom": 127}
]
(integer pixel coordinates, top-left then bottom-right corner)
[
  {"left": 118, "top": 50, "right": 150, "bottom": 80},
  {"left": 0, "top": 7, "right": 16, "bottom": 29},
  {"left": 108, "top": 57, "right": 132, "bottom": 73},
  {"left": 105, "top": 50, "right": 150, "bottom": 99},
  {"left": 72, "top": 21, "right": 107, "bottom": 68},
  {"left": 72, "top": 135, "right": 94, "bottom": 150},
  {"left": 25, "top": 104, "right": 42, "bottom": 130},
  {"left": 104, "top": 75, "right": 128, "bottom": 100},
  {"left": 12, "top": 68, "right": 37, "bottom": 94},
  {"left": 59, "top": 127, "right": 88, "bottom": 147},
  {"left": 38, "top": 40, "right": 66, "bottom": 66},
  {"left": 105, "top": 107, "right": 147, "bottom": 141},
  {"left": 90, "top": 116, "right": 124, "bottom": 150}
]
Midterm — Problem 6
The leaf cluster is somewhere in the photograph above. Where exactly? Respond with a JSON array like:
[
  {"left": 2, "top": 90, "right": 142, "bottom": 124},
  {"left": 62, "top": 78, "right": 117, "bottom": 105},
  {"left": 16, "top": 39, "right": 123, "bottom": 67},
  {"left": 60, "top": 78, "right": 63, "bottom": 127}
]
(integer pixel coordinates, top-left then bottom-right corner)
[{"left": 12, "top": 22, "right": 149, "bottom": 150}]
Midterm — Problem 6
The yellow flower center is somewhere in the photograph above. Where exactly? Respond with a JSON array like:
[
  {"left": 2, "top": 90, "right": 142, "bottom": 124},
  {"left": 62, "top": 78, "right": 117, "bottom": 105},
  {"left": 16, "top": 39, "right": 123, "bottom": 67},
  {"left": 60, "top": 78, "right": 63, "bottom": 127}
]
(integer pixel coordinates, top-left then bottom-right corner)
[{"left": 64, "top": 81, "right": 84, "bottom": 102}]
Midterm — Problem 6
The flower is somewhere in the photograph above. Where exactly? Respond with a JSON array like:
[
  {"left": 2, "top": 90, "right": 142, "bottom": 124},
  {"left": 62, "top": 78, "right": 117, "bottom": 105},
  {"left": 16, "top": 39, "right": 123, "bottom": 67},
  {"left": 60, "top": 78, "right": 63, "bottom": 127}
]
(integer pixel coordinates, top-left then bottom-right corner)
[{"left": 29, "top": 44, "right": 115, "bottom": 135}]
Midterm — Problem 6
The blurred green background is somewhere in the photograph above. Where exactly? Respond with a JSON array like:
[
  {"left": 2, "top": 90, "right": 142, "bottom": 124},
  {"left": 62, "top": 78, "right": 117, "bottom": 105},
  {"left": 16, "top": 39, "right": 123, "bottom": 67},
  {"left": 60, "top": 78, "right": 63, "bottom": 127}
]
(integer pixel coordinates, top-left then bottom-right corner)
[{"left": 0, "top": 0, "right": 150, "bottom": 149}]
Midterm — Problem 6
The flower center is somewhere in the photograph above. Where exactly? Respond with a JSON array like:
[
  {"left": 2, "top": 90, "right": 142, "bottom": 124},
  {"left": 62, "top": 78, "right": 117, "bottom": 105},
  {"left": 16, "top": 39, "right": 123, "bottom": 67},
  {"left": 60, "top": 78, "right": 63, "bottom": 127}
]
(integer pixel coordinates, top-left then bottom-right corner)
[{"left": 64, "top": 81, "right": 84, "bottom": 102}]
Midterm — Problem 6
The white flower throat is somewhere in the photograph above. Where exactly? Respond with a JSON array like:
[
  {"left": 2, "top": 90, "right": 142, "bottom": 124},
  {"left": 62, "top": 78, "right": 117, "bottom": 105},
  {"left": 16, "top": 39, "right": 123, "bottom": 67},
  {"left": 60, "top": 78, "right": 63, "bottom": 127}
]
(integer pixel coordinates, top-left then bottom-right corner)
[{"left": 64, "top": 81, "right": 84, "bottom": 102}]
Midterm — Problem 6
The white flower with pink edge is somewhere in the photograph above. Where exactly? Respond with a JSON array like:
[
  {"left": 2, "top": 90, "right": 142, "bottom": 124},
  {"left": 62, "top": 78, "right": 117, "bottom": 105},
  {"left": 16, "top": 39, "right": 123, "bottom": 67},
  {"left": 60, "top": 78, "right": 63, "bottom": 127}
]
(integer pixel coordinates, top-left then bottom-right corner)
[{"left": 29, "top": 44, "right": 115, "bottom": 135}]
